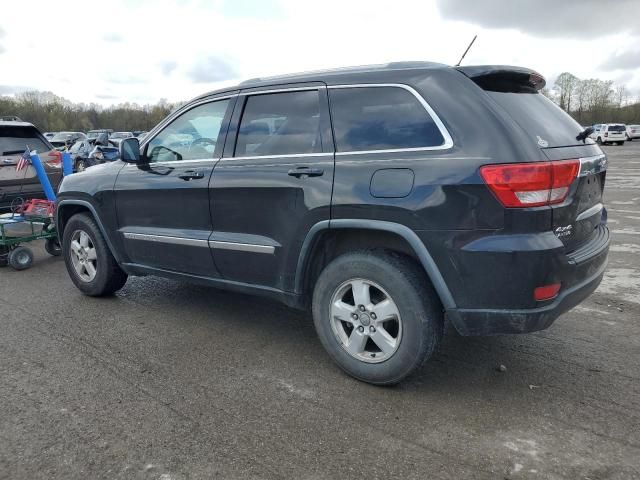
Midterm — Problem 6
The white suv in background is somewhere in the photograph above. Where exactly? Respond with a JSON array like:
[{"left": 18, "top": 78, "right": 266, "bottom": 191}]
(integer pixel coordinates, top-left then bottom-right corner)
[
  {"left": 626, "top": 125, "right": 640, "bottom": 141},
  {"left": 594, "top": 124, "right": 626, "bottom": 145}
]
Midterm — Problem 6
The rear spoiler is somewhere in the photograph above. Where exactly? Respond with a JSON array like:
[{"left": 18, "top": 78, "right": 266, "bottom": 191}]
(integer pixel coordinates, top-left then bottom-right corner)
[{"left": 455, "top": 65, "right": 546, "bottom": 92}]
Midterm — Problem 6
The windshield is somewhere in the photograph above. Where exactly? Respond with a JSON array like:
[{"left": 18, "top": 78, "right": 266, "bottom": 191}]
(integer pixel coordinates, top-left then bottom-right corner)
[
  {"left": 51, "top": 132, "right": 78, "bottom": 142},
  {"left": 0, "top": 126, "right": 51, "bottom": 155}
]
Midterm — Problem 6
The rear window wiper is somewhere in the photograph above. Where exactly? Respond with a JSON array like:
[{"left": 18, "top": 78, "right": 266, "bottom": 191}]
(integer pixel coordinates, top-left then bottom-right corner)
[{"left": 576, "top": 126, "right": 594, "bottom": 143}]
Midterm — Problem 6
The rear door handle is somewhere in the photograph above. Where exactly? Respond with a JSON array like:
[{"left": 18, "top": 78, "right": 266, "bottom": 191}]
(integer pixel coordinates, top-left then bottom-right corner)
[
  {"left": 178, "top": 170, "right": 205, "bottom": 180},
  {"left": 287, "top": 167, "right": 324, "bottom": 178}
]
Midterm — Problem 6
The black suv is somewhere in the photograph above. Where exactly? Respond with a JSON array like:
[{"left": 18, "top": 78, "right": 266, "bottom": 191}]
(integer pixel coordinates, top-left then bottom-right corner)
[{"left": 56, "top": 62, "right": 610, "bottom": 384}]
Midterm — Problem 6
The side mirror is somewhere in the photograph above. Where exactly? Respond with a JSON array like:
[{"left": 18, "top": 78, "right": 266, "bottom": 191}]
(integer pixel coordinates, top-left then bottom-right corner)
[{"left": 120, "top": 137, "right": 141, "bottom": 163}]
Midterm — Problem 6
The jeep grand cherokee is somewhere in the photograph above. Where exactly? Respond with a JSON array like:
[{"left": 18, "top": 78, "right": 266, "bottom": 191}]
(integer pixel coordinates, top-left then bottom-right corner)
[{"left": 55, "top": 62, "right": 610, "bottom": 384}]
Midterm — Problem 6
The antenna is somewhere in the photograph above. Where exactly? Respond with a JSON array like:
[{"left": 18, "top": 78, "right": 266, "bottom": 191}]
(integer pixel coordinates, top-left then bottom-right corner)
[{"left": 455, "top": 35, "right": 477, "bottom": 67}]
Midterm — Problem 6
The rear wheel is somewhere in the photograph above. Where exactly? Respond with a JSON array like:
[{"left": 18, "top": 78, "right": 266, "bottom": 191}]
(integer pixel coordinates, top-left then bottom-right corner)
[
  {"left": 8, "top": 246, "right": 34, "bottom": 270},
  {"left": 62, "top": 213, "right": 127, "bottom": 296},
  {"left": 45, "top": 237, "right": 62, "bottom": 256},
  {"left": 312, "top": 250, "right": 443, "bottom": 385},
  {"left": 75, "top": 159, "right": 87, "bottom": 172},
  {"left": 617, "top": 141, "right": 624, "bottom": 146},
  {"left": 596, "top": 137, "right": 602, "bottom": 145}
]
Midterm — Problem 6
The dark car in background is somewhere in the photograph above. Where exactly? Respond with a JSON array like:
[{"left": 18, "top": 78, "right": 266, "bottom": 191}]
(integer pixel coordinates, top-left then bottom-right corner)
[
  {"left": 56, "top": 62, "right": 610, "bottom": 384},
  {"left": 68, "top": 139, "right": 119, "bottom": 172},
  {"left": 49, "top": 131, "right": 87, "bottom": 150},
  {"left": 108, "top": 131, "right": 134, "bottom": 146},
  {"left": 1, "top": 121, "right": 62, "bottom": 210},
  {"left": 87, "top": 129, "right": 113, "bottom": 141}
]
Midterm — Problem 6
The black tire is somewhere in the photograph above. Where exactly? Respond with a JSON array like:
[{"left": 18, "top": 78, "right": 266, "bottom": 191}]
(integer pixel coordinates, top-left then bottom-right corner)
[
  {"left": 617, "top": 141, "right": 624, "bottom": 146},
  {"left": 62, "top": 213, "right": 127, "bottom": 296},
  {"left": 8, "top": 246, "right": 34, "bottom": 270},
  {"left": 0, "top": 246, "right": 9, "bottom": 267},
  {"left": 596, "top": 137, "right": 602, "bottom": 144},
  {"left": 45, "top": 237, "right": 62, "bottom": 256},
  {"left": 312, "top": 250, "right": 443, "bottom": 385},
  {"left": 75, "top": 159, "right": 87, "bottom": 172}
]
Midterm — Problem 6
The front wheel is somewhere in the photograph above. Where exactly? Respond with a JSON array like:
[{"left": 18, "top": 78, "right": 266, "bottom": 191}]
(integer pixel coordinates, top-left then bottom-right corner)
[
  {"left": 62, "top": 213, "right": 128, "bottom": 296},
  {"left": 312, "top": 250, "right": 443, "bottom": 385}
]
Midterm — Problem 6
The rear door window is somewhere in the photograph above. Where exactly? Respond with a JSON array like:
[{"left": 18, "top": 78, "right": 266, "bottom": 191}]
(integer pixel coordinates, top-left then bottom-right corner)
[
  {"left": 234, "top": 90, "right": 321, "bottom": 157},
  {"left": 608, "top": 125, "right": 625, "bottom": 132},
  {"left": 485, "top": 91, "right": 583, "bottom": 148},
  {"left": 329, "top": 86, "right": 445, "bottom": 152}
]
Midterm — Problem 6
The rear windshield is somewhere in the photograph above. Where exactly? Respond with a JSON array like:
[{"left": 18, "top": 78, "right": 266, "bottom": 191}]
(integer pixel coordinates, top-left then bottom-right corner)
[
  {"left": 486, "top": 91, "right": 583, "bottom": 148},
  {"left": 608, "top": 125, "right": 625, "bottom": 132},
  {"left": 0, "top": 126, "right": 51, "bottom": 155}
]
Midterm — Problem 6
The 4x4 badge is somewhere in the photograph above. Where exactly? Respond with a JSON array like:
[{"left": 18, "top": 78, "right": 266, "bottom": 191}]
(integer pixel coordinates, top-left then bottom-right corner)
[{"left": 554, "top": 224, "right": 573, "bottom": 238}]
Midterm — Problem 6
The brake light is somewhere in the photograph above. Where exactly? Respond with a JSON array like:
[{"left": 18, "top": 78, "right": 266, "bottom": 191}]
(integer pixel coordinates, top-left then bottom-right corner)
[
  {"left": 534, "top": 283, "right": 561, "bottom": 301},
  {"left": 480, "top": 160, "right": 579, "bottom": 208},
  {"left": 604, "top": 132, "right": 608, "bottom": 137}
]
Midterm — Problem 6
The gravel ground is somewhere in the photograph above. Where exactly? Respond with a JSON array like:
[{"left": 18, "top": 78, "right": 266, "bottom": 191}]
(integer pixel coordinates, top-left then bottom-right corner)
[{"left": 1, "top": 143, "right": 639, "bottom": 480}]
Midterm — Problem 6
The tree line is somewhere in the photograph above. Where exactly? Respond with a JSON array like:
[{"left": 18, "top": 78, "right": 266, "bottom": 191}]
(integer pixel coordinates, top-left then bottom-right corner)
[
  {"left": 2, "top": 74, "right": 639, "bottom": 134},
  {"left": 544, "top": 72, "right": 640, "bottom": 125},
  {"left": 0, "top": 91, "right": 180, "bottom": 132}
]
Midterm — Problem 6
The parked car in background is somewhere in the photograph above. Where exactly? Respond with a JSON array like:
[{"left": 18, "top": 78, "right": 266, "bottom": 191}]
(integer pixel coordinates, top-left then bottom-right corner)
[
  {"left": 108, "top": 131, "right": 134, "bottom": 146},
  {"left": 87, "top": 129, "right": 113, "bottom": 141},
  {"left": 594, "top": 124, "right": 626, "bottom": 145},
  {"left": 50, "top": 131, "right": 87, "bottom": 150},
  {"left": 43, "top": 132, "right": 56, "bottom": 140},
  {"left": 626, "top": 125, "right": 640, "bottom": 141},
  {"left": 589, "top": 124, "right": 602, "bottom": 140},
  {"left": 69, "top": 140, "right": 119, "bottom": 172},
  {"left": 0, "top": 120, "right": 61, "bottom": 210},
  {"left": 132, "top": 131, "right": 148, "bottom": 137},
  {"left": 56, "top": 62, "right": 610, "bottom": 385}
]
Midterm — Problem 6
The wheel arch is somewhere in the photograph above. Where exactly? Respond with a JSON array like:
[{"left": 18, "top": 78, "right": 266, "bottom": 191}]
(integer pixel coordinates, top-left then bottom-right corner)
[
  {"left": 294, "top": 219, "right": 456, "bottom": 311},
  {"left": 56, "top": 199, "right": 122, "bottom": 263}
]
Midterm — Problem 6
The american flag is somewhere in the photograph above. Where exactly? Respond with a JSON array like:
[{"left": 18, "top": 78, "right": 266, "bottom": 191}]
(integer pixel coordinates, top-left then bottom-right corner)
[{"left": 16, "top": 147, "right": 31, "bottom": 172}]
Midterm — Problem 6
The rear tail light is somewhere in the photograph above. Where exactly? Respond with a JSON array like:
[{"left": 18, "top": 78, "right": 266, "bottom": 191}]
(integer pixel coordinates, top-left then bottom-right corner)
[
  {"left": 480, "top": 160, "right": 579, "bottom": 208},
  {"left": 604, "top": 132, "right": 608, "bottom": 137},
  {"left": 534, "top": 283, "right": 561, "bottom": 301}
]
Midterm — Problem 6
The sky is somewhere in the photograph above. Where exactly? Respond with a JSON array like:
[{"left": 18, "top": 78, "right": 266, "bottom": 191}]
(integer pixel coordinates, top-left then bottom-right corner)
[{"left": 1, "top": 0, "right": 639, "bottom": 106}]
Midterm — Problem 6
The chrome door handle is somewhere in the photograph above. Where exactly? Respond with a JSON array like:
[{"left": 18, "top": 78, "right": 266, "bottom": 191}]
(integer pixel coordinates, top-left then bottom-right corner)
[{"left": 178, "top": 170, "right": 205, "bottom": 180}]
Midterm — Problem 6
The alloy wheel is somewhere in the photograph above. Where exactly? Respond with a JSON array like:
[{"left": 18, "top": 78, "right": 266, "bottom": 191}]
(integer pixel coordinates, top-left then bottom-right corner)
[
  {"left": 69, "top": 230, "right": 98, "bottom": 282},
  {"left": 329, "top": 278, "right": 402, "bottom": 363}
]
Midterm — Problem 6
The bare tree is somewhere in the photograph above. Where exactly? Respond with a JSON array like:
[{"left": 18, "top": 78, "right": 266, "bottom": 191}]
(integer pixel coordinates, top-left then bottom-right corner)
[
  {"left": 615, "top": 85, "right": 628, "bottom": 108},
  {"left": 554, "top": 72, "right": 579, "bottom": 112}
]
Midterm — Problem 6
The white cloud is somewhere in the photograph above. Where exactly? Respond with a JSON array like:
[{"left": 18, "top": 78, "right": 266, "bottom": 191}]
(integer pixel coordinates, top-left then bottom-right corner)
[{"left": 0, "top": 0, "right": 638, "bottom": 105}]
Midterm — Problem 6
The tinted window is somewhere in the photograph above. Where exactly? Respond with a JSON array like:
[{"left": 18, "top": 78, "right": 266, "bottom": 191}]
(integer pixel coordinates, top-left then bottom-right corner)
[
  {"left": 235, "top": 90, "right": 321, "bottom": 157},
  {"left": 0, "top": 126, "right": 51, "bottom": 155},
  {"left": 147, "top": 99, "right": 229, "bottom": 162},
  {"left": 487, "top": 91, "right": 583, "bottom": 148},
  {"left": 329, "top": 87, "right": 444, "bottom": 152},
  {"left": 608, "top": 125, "right": 625, "bottom": 132}
]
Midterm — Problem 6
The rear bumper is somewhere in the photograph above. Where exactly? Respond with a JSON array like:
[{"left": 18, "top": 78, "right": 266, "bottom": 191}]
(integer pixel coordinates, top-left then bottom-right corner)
[
  {"left": 442, "top": 224, "right": 610, "bottom": 335},
  {"left": 446, "top": 259, "right": 606, "bottom": 335}
]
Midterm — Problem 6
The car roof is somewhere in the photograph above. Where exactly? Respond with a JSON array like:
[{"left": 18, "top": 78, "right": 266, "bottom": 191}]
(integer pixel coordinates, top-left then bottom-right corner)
[
  {"left": 192, "top": 61, "right": 450, "bottom": 100},
  {"left": 0, "top": 120, "right": 37, "bottom": 128}
]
